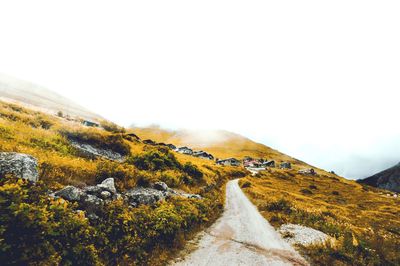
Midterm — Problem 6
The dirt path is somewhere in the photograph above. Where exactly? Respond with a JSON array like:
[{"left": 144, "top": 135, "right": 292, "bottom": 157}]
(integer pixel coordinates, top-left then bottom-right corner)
[{"left": 173, "top": 179, "right": 308, "bottom": 266}]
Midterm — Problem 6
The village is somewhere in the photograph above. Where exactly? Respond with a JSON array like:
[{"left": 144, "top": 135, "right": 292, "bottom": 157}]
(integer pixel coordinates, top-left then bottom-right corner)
[{"left": 79, "top": 118, "right": 317, "bottom": 176}]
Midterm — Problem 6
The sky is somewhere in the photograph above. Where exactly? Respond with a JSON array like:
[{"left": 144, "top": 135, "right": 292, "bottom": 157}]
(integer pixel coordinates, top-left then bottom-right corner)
[{"left": 0, "top": 1, "right": 400, "bottom": 179}]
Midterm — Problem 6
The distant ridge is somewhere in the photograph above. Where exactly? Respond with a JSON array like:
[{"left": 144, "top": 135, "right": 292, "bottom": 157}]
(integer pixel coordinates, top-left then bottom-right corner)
[
  {"left": 359, "top": 162, "right": 400, "bottom": 192},
  {"left": 0, "top": 73, "right": 102, "bottom": 121}
]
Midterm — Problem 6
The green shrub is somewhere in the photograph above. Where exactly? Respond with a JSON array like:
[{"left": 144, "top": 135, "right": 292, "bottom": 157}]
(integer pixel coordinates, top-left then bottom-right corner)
[
  {"left": 241, "top": 181, "right": 251, "bottom": 188},
  {"left": 128, "top": 149, "right": 181, "bottom": 171},
  {"left": 95, "top": 161, "right": 138, "bottom": 190},
  {"left": 0, "top": 176, "right": 100, "bottom": 265},
  {"left": 300, "top": 188, "right": 313, "bottom": 195},
  {"left": 182, "top": 162, "right": 203, "bottom": 180},
  {"left": 265, "top": 199, "right": 292, "bottom": 214}
]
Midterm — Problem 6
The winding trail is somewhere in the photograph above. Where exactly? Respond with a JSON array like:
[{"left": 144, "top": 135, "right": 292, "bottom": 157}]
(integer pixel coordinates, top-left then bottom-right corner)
[{"left": 173, "top": 179, "right": 308, "bottom": 266}]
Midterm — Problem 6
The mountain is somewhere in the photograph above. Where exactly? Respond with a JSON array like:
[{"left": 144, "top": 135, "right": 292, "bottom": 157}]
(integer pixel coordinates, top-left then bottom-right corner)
[
  {"left": 132, "top": 127, "right": 310, "bottom": 169},
  {"left": 359, "top": 162, "right": 400, "bottom": 192},
  {"left": 0, "top": 79, "right": 399, "bottom": 265},
  {"left": 0, "top": 73, "right": 102, "bottom": 121}
]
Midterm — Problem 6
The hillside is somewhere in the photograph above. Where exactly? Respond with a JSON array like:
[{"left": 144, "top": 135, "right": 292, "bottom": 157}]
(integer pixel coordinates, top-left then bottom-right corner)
[
  {"left": 359, "top": 163, "right": 400, "bottom": 193},
  {"left": 0, "top": 99, "right": 399, "bottom": 265},
  {"left": 0, "top": 73, "right": 102, "bottom": 121},
  {"left": 0, "top": 100, "right": 247, "bottom": 265},
  {"left": 133, "top": 127, "right": 311, "bottom": 171}
]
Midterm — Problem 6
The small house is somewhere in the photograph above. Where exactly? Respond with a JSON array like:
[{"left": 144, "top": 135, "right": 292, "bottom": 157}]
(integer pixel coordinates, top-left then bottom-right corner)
[
  {"left": 193, "top": 151, "right": 214, "bottom": 160},
  {"left": 280, "top": 162, "right": 291, "bottom": 169},
  {"left": 82, "top": 120, "right": 100, "bottom": 127},
  {"left": 216, "top": 158, "right": 241, "bottom": 167},
  {"left": 244, "top": 159, "right": 263, "bottom": 168},
  {"left": 263, "top": 160, "right": 276, "bottom": 168},
  {"left": 176, "top": 146, "right": 193, "bottom": 155},
  {"left": 298, "top": 168, "right": 316, "bottom": 175}
]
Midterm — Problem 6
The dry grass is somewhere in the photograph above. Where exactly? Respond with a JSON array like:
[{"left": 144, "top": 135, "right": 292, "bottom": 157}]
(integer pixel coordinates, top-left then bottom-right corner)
[{"left": 240, "top": 169, "right": 400, "bottom": 265}]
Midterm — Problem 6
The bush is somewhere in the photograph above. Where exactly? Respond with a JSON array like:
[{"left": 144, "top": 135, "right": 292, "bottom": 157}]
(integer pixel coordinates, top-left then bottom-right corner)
[
  {"left": 241, "top": 181, "right": 251, "bottom": 188},
  {"left": 265, "top": 199, "right": 293, "bottom": 214},
  {"left": 100, "top": 121, "right": 125, "bottom": 133},
  {"left": 182, "top": 162, "right": 203, "bottom": 180},
  {"left": 0, "top": 176, "right": 100, "bottom": 265},
  {"left": 300, "top": 188, "right": 313, "bottom": 195},
  {"left": 96, "top": 161, "right": 138, "bottom": 190},
  {"left": 128, "top": 149, "right": 181, "bottom": 171}
]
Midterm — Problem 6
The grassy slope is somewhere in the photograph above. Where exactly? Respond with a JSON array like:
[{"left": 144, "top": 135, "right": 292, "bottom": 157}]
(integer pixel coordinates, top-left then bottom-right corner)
[
  {"left": 133, "top": 127, "right": 307, "bottom": 167},
  {"left": 1, "top": 101, "right": 399, "bottom": 265},
  {"left": 134, "top": 126, "right": 400, "bottom": 265},
  {"left": 0, "top": 101, "right": 247, "bottom": 265}
]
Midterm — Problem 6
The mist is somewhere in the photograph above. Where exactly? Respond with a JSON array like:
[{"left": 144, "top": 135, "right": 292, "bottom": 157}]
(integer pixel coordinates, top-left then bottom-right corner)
[{"left": 1, "top": 1, "right": 400, "bottom": 180}]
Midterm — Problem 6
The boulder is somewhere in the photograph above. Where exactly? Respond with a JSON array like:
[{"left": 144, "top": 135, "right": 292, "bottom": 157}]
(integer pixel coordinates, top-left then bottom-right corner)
[
  {"left": 83, "top": 185, "right": 103, "bottom": 195},
  {"left": 97, "top": 178, "right": 117, "bottom": 194},
  {"left": 124, "top": 187, "right": 166, "bottom": 206},
  {"left": 153, "top": 182, "right": 169, "bottom": 191},
  {"left": 54, "top": 186, "right": 85, "bottom": 201},
  {"left": 100, "top": 191, "right": 112, "bottom": 199},
  {"left": 279, "top": 224, "right": 330, "bottom": 246},
  {"left": 81, "top": 194, "right": 104, "bottom": 213},
  {"left": 0, "top": 152, "right": 39, "bottom": 182}
]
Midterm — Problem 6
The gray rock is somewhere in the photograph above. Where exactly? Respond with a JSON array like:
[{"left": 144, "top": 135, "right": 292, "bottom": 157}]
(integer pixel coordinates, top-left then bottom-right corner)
[
  {"left": 81, "top": 194, "right": 104, "bottom": 212},
  {"left": 100, "top": 190, "right": 112, "bottom": 199},
  {"left": 70, "top": 141, "right": 125, "bottom": 162},
  {"left": 188, "top": 194, "right": 202, "bottom": 199},
  {"left": 97, "top": 178, "right": 117, "bottom": 194},
  {"left": 83, "top": 185, "right": 103, "bottom": 195},
  {"left": 54, "top": 186, "right": 85, "bottom": 201},
  {"left": 0, "top": 152, "right": 39, "bottom": 182},
  {"left": 124, "top": 187, "right": 166, "bottom": 206},
  {"left": 154, "top": 182, "right": 169, "bottom": 191},
  {"left": 279, "top": 224, "right": 330, "bottom": 246}
]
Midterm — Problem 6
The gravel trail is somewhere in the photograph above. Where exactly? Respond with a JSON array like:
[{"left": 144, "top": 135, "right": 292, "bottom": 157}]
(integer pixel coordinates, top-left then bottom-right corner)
[{"left": 173, "top": 179, "right": 308, "bottom": 266}]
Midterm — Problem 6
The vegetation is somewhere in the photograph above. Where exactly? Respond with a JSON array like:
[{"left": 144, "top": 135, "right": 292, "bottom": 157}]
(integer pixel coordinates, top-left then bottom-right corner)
[
  {"left": 0, "top": 101, "right": 233, "bottom": 265},
  {"left": 0, "top": 175, "right": 224, "bottom": 265},
  {"left": 240, "top": 169, "right": 400, "bottom": 265}
]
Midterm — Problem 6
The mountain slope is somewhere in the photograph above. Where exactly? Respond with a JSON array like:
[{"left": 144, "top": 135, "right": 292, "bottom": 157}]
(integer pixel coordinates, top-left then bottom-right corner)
[
  {"left": 0, "top": 73, "right": 102, "bottom": 121},
  {"left": 359, "top": 162, "right": 400, "bottom": 192},
  {"left": 133, "top": 127, "right": 310, "bottom": 170}
]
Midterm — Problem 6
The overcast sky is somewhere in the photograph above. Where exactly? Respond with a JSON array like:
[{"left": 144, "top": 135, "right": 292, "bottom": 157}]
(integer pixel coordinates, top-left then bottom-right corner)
[{"left": 1, "top": 1, "right": 400, "bottom": 179}]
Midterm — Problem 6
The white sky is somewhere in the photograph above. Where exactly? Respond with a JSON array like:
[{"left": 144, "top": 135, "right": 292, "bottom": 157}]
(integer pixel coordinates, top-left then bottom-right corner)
[{"left": 1, "top": 1, "right": 400, "bottom": 179}]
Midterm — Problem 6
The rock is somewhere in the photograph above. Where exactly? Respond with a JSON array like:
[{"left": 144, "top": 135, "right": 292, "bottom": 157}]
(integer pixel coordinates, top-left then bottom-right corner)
[
  {"left": 97, "top": 178, "right": 117, "bottom": 194},
  {"left": 87, "top": 213, "right": 100, "bottom": 221},
  {"left": 124, "top": 187, "right": 166, "bottom": 206},
  {"left": 154, "top": 182, "right": 169, "bottom": 191},
  {"left": 54, "top": 186, "right": 85, "bottom": 201},
  {"left": 0, "top": 152, "right": 39, "bottom": 182},
  {"left": 279, "top": 224, "right": 330, "bottom": 246},
  {"left": 81, "top": 194, "right": 104, "bottom": 212},
  {"left": 100, "top": 190, "right": 112, "bottom": 199},
  {"left": 188, "top": 194, "right": 202, "bottom": 199},
  {"left": 70, "top": 140, "right": 125, "bottom": 162},
  {"left": 83, "top": 185, "right": 103, "bottom": 195}
]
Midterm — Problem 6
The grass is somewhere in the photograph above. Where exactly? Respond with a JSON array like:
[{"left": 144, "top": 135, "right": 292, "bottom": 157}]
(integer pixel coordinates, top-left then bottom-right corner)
[
  {"left": 0, "top": 100, "right": 246, "bottom": 265},
  {"left": 239, "top": 169, "right": 400, "bottom": 265}
]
